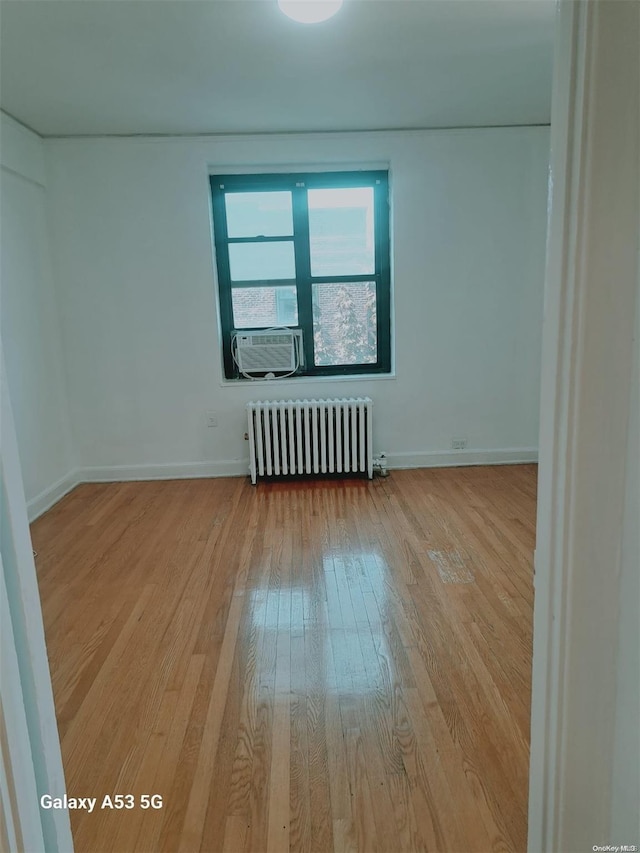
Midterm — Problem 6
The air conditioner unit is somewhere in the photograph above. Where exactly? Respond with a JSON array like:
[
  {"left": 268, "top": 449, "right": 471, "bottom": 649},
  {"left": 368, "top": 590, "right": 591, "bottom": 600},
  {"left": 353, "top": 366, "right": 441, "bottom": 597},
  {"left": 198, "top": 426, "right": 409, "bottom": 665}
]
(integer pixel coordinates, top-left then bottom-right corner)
[{"left": 234, "top": 329, "right": 303, "bottom": 374}]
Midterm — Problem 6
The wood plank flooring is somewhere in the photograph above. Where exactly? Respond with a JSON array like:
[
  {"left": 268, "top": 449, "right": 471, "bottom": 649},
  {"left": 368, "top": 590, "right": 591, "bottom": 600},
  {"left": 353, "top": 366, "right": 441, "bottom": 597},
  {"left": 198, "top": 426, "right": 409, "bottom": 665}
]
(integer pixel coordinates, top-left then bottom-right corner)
[{"left": 31, "top": 465, "right": 537, "bottom": 853}]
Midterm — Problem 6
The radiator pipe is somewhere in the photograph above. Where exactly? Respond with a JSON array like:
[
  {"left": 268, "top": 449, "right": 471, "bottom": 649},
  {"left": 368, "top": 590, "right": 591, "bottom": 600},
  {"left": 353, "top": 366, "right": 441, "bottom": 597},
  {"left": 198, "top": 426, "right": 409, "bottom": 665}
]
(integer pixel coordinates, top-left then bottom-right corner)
[{"left": 373, "top": 453, "right": 389, "bottom": 477}]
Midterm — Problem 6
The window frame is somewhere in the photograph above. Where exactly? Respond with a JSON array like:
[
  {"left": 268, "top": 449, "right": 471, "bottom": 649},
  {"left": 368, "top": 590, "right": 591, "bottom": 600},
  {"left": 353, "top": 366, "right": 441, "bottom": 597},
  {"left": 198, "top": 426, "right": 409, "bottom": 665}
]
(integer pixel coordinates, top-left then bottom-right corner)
[{"left": 210, "top": 170, "right": 391, "bottom": 379}]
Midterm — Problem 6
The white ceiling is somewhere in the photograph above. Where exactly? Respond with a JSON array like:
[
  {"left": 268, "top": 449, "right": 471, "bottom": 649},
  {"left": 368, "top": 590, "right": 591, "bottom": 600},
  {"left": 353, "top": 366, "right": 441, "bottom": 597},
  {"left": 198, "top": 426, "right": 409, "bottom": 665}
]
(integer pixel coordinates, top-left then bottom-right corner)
[{"left": 0, "top": 0, "right": 555, "bottom": 137}]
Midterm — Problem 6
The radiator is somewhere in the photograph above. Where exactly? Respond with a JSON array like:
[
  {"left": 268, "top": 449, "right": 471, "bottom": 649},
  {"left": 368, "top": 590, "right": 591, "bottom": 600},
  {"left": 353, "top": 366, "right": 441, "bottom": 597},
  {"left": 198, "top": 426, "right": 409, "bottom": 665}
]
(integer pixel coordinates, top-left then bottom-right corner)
[{"left": 247, "top": 398, "right": 373, "bottom": 484}]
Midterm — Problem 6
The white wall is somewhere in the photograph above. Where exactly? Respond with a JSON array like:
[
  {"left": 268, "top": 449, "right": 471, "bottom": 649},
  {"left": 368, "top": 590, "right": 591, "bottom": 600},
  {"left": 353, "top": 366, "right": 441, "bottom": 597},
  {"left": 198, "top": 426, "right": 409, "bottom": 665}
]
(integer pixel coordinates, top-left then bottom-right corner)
[
  {"left": 0, "top": 113, "right": 75, "bottom": 514},
  {"left": 46, "top": 126, "right": 549, "bottom": 478}
]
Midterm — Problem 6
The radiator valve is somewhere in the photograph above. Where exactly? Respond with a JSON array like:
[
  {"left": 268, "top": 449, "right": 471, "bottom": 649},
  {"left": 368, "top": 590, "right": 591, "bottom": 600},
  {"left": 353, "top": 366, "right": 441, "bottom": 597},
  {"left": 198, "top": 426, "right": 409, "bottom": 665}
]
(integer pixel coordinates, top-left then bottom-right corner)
[{"left": 373, "top": 452, "right": 389, "bottom": 477}]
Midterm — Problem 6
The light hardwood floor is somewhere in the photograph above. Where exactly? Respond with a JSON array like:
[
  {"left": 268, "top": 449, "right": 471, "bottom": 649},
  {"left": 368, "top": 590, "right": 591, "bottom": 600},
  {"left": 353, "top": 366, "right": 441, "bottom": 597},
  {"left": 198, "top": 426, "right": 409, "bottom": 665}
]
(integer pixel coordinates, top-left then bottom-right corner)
[{"left": 31, "top": 465, "right": 536, "bottom": 853}]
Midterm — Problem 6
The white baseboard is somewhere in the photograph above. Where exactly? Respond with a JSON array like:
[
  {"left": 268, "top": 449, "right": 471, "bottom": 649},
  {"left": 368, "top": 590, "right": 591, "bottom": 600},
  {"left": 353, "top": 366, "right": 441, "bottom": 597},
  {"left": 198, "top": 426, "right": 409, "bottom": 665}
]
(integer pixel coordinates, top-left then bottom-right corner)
[
  {"left": 27, "top": 470, "right": 81, "bottom": 522},
  {"left": 78, "top": 460, "right": 248, "bottom": 483},
  {"left": 386, "top": 447, "right": 538, "bottom": 470},
  {"left": 79, "top": 449, "right": 537, "bottom": 484},
  {"left": 27, "top": 450, "right": 538, "bottom": 521}
]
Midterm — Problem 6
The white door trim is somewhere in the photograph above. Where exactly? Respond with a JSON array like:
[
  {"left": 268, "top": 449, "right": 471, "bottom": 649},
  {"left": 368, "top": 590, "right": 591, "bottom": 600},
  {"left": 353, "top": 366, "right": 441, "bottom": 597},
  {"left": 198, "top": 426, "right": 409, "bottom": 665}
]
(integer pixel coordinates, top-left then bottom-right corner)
[
  {"left": 529, "top": 1, "right": 639, "bottom": 850},
  {"left": 1, "top": 560, "right": 47, "bottom": 853},
  {"left": 528, "top": 4, "right": 590, "bottom": 847},
  {"left": 1, "top": 353, "right": 74, "bottom": 852}
]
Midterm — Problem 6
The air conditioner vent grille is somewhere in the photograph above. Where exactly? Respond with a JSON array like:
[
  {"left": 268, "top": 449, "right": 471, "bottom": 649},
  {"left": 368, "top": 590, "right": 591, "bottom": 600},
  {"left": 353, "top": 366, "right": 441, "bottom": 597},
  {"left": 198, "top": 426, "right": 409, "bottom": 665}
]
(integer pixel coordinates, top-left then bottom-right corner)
[
  {"left": 249, "top": 334, "right": 292, "bottom": 346},
  {"left": 234, "top": 329, "right": 302, "bottom": 374},
  {"left": 239, "top": 345, "right": 294, "bottom": 371}
]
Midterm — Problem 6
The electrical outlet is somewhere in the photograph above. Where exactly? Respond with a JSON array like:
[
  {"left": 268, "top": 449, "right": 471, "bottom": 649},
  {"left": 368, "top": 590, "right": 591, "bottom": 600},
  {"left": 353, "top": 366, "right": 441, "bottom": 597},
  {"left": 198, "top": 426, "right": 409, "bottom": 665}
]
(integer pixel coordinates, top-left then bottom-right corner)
[
  {"left": 451, "top": 437, "right": 467, "bottom": 450},
  {"left": 206, "top": 411, "right": 218, "bottom": 428}
]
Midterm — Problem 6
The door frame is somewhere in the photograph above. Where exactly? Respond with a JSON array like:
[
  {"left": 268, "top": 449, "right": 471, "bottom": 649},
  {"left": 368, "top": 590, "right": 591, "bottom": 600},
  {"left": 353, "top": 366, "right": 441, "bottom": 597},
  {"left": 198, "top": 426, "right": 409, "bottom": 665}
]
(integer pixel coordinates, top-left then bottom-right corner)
[
  {"left": 528, "top": 1, "right": 639, "bottom": 849},
  {"left": 1, "top": 353, "right": 74, "bottom": 852}
]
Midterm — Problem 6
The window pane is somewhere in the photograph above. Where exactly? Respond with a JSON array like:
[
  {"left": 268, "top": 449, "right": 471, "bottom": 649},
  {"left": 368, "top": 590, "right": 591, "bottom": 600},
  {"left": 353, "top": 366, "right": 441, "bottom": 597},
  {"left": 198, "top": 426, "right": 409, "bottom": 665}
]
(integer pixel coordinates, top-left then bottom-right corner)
[
  {"left": 312, "top": 281, "right": 377, "bottom": 366},
  {"left": 225, "top": 191, "right": 293, "bottom": 238},
  {"left": 308, "top": 187, "right": 375, "bottom": 277},
  {"left": 232, "top": 286, "right": 298, "bottom": 329},
  {"left": 228, "top": 241, "right": 296, "bottom": 281}
]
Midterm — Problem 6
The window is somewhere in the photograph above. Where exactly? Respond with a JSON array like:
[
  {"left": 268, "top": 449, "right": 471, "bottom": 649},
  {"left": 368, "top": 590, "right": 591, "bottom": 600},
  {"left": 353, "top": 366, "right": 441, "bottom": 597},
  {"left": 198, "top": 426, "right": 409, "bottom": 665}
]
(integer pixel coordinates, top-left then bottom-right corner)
[{"left": 210, "top": 171, "right": 391, "bottom": 379}]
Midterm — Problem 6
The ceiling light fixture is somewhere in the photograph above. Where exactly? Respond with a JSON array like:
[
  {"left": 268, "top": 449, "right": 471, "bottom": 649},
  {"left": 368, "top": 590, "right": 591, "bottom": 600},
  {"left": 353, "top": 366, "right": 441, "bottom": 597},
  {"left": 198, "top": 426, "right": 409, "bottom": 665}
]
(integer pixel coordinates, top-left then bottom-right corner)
[{"left": 278, "top": 0, "right": 343, "bottom": 24}]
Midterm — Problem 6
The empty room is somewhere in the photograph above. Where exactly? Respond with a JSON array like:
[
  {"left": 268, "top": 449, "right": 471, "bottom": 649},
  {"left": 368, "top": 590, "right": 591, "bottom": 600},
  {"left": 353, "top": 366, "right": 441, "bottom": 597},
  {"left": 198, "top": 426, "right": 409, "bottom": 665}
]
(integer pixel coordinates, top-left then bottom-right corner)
[{"left": 1, "top": 1, "right": 638, "bottom": 852}]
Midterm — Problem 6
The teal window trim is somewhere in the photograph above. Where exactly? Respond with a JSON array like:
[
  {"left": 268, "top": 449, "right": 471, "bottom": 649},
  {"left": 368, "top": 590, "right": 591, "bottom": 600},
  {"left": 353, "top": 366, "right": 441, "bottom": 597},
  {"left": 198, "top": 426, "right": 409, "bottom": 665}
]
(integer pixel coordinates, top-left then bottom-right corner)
[{"left": 210, "top": 170, "right": 391, "bottom": 379}]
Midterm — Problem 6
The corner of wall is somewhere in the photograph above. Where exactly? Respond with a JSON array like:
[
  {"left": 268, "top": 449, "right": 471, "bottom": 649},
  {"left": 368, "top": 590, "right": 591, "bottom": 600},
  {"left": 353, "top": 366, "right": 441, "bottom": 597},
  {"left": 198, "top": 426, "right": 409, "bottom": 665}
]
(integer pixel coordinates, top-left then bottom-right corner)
[{"left": 1, "top": 111, "right": 77, "bottom": 507}]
